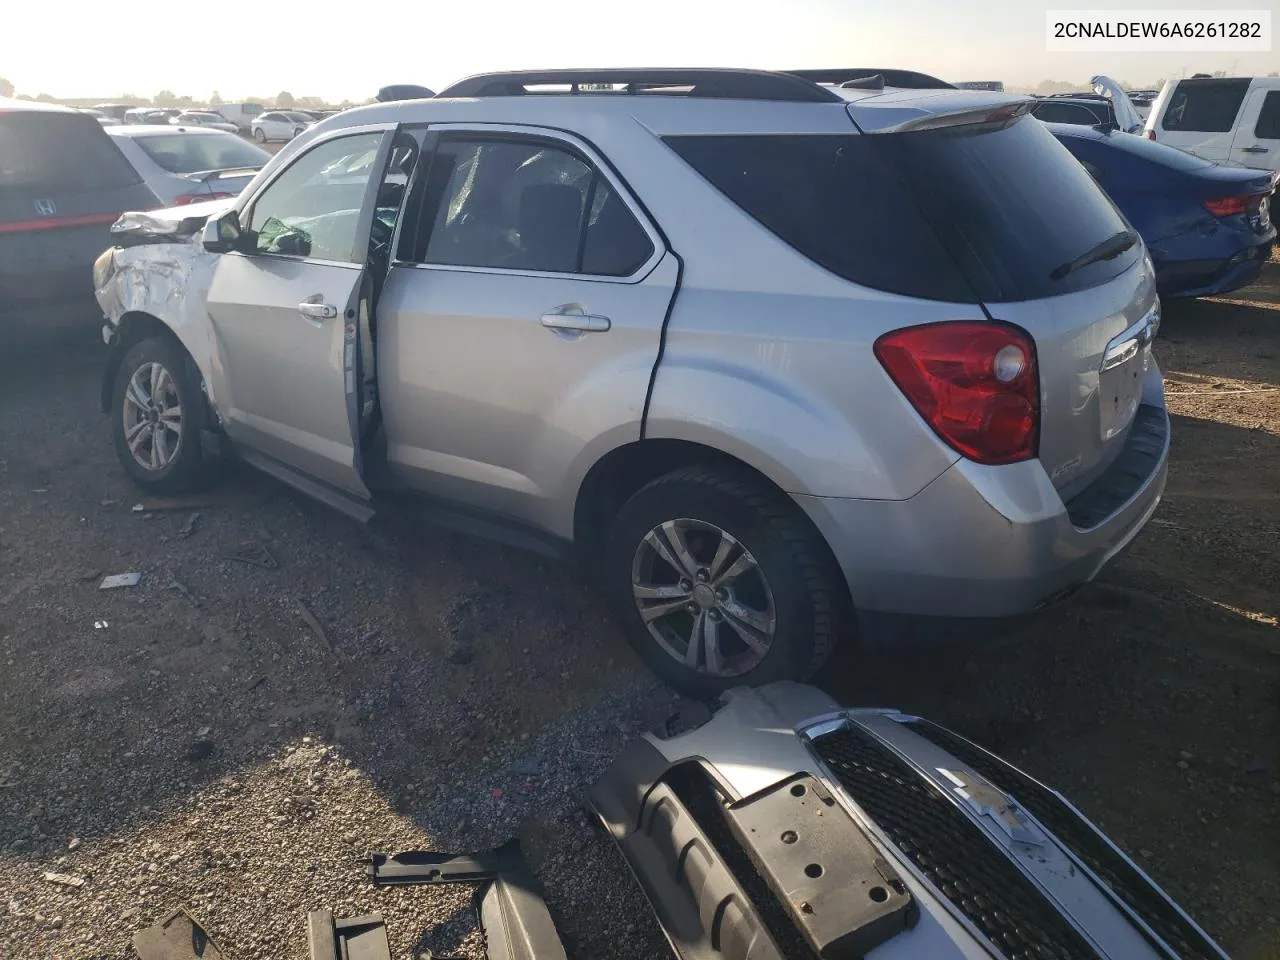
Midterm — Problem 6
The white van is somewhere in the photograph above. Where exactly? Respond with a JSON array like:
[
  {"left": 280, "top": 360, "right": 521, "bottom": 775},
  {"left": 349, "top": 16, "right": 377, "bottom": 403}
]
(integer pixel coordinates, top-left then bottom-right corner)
[
  {"left": 1145, "top": 76, "right": 1280, "bottom": 173},
  {"left": 213, "top": 102, "right": 264, "bottom": 133}
]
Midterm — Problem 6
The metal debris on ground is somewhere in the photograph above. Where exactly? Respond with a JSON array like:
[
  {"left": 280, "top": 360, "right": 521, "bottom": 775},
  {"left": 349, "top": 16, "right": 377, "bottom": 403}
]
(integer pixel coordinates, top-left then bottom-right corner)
[
  {"left": 133, "top": 908, "right": 226, "bottom": 960},
  {"left": 41, "top": 872, "right": 85, "bottom": 888},
  {"left": 178, "top": 512, "right": 201, "bottom": 539},
  {"left": 93, "top": 620, "right": 109, "bottom": 630},
  {"left": 226, "top": 541, "right": 278, "bottom": 569},
  {"left": 99, "top": 572, "right": 141, "bottom": 590},
  {"left": 298, "top": 601, "right": 334, "bottom": 654}
]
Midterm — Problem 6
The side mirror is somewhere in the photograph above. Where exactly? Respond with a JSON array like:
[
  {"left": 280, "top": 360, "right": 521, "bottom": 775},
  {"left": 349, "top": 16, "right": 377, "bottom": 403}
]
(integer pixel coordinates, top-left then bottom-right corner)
[{"left": 202, "top": 210, "right": 243, "bottom": 253}]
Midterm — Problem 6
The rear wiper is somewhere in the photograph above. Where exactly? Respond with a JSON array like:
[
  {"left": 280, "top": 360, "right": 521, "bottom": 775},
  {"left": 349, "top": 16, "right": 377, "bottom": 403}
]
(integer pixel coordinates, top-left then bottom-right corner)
[{"left": 1049, "top": 229, "right": 1138, "bottom": 281}]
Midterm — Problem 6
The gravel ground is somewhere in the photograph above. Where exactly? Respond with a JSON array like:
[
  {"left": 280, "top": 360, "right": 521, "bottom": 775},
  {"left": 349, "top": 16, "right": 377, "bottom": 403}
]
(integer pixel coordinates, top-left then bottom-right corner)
[{"left": 1, "top": 273, "right": 1278, "bottom": 959}]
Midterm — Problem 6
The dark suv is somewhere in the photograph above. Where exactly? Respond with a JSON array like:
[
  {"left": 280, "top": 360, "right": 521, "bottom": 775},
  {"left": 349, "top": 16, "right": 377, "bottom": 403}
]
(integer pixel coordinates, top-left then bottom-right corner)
[{"left": 0, "top": 98, "right": 160, "bottom": 313}]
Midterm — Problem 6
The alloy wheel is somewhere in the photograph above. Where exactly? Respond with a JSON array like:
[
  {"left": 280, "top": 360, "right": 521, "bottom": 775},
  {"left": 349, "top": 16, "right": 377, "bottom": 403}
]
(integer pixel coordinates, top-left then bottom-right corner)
[
  {"left": 630, "top": 518, "right": 776, "bottom": 677},
  {"left": 121, "top": 361, "right": 183, "bottom": 472}
]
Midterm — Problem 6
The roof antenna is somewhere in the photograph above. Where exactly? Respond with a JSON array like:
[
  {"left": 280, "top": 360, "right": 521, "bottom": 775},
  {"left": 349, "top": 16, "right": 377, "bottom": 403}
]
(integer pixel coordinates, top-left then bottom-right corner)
[{"left": 840, "top": 75, "right": 886, "bottom": 91}]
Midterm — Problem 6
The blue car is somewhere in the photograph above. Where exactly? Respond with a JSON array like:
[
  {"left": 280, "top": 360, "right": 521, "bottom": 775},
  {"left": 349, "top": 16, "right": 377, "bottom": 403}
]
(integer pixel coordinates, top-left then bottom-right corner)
[{"left": 1046, "top": 122, "right": 1276, "bottom": 299}]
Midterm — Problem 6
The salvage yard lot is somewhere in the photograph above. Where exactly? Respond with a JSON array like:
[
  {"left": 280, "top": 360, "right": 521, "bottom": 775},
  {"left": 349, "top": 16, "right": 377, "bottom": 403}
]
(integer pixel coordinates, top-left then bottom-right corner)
[{"left": 1, "top": 276, "right": 1278, "bottom": 959}]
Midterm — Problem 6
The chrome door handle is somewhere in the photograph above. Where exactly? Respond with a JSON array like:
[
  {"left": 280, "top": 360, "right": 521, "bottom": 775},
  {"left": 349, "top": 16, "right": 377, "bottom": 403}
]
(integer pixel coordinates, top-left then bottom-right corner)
[
  {"left": 1240, "top": 146, "right": 1269, "bottom": 154},
  {"left": 540, "top": 310, "right": 611, "bottom": 332},
  {"left": 298, "top": 301, "right": 338, "bottom": 320}
]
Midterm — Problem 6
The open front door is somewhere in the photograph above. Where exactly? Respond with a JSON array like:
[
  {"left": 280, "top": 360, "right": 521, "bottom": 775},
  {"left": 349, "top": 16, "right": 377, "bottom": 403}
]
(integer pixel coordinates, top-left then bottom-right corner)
[{"left": 205, "top": 125, "right": 399, "bottom": 502}]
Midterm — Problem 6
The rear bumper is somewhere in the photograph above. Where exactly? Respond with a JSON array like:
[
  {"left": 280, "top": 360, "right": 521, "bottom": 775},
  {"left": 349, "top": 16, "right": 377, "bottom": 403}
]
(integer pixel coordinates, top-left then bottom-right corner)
[
  {"left": 1153, "top": 237, "right": 1273, "bottom": 299},
  {"left": 0, "top": 225, "right": 113, "bottom": 306},
  {"left": 797, "top": 366, "right": 1169, "bottom": 619}
]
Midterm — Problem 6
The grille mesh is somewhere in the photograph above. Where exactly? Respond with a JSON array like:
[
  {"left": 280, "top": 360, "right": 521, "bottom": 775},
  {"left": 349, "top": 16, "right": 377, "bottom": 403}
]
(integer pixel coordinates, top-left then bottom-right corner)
[
  {"left": 812, "top": 726, "right": 1100, "bottom": 960},
  {"left": 907, "top": 720, "right": 1221, "bottom": 960}
]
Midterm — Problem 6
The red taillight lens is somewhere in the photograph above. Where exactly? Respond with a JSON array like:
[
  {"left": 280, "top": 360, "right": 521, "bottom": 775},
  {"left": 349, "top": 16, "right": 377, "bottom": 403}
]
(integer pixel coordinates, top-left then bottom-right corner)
[
  {"left": 1203, "top": 195, "right": 1260, "bottom": 218},
  {"left": 172, "top": 192, "right": 233, "bottom": 206},
  {"left": 874, "top": 321, "right": 1039, "bottom": 465}
]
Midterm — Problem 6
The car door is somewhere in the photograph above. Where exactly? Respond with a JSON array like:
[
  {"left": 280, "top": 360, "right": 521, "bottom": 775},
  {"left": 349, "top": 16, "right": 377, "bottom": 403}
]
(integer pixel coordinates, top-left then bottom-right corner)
[
  {"left": 375, "top": 125, "right": 677, "bottom": 532},
  {"left": 204, "top": 124, "right": 397, "bottom": 498},
  {"left": 1229, "top": 87, "right": 1280, "bottom": 172}
]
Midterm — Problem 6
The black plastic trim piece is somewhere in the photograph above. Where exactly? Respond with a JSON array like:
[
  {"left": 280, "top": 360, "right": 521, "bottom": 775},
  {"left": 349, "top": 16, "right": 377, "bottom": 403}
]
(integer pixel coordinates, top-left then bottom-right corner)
[
  {"left": 366, "top": 839, "right": 568, "bottom": 960},
  {"left": 436, "top": 69, "right": 846, "bottom": 103},
  {"left": 306, "top": 910, "right": 391, "bottom": 960}
]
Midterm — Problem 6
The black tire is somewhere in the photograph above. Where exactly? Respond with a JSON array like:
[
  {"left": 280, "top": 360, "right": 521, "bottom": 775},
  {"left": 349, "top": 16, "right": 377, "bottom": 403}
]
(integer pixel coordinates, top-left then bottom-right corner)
[
  {"left": 604, "top": 465, "right": 844, "bottom": 698},
  {"left": 254, "top": 127, "right": 267, "bottom": 143},
  {"left": 110, "top": 337, "right": 211, "bottom": 493}
]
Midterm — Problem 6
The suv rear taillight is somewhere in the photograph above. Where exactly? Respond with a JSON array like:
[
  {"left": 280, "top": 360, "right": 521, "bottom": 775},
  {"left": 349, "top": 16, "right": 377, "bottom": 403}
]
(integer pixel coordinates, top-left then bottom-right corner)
[
  {"left": 875, "top": 321, "right": 1039, "bottom": 465},
  {"left": 1203, "top": 195, "right": 1263, "bottom": 218}
]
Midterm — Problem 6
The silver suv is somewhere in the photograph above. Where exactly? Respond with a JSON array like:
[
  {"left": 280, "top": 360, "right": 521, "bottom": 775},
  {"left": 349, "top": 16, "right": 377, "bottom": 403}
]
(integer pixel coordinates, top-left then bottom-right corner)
[{"left": 94, "top": 68, "right": 1170, "bottom": 696}]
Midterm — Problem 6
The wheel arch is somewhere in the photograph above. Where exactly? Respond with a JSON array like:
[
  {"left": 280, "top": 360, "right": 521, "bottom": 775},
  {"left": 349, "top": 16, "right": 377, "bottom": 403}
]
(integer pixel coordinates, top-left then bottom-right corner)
[
  {"left": 101, "top": 312, "right": 210, "bottom": 422},
  {"left": 573, "top": 438, "right": 853, "bottom": 621}
]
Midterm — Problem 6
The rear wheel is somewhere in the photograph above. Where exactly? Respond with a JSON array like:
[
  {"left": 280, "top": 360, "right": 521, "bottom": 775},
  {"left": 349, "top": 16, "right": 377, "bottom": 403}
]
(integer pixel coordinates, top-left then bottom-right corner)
[
  {"left": 605, "top": 465, "right": 844, "bottom": 698},
  {"left": 110, "top": 337, "right": 210, "bottom": 493},
  {"left": 253, "top": 127, "right": 267, "bottom": 143}
]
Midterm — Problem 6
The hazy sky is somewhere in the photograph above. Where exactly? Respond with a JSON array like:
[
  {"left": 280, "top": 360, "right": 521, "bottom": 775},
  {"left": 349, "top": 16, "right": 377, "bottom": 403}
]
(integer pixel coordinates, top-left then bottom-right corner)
[{"left": 2, "top": 0, "right": 1276, "bottom": 101}]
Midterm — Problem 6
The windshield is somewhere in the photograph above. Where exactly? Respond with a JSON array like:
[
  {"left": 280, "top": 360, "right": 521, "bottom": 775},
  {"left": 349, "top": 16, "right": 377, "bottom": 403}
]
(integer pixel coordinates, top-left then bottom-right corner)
[{"left": 135, "top": 132, "right": 270, "bottom": 174}]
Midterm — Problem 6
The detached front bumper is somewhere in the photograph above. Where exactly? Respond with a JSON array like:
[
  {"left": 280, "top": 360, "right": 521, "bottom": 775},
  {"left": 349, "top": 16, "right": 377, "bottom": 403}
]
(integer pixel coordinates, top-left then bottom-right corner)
[
  {"left": 590, "top": 683, "right": 1227, "bottom": 960},
  {"left": 796, "top": 364, "right": 1170, "bottom": 620}
]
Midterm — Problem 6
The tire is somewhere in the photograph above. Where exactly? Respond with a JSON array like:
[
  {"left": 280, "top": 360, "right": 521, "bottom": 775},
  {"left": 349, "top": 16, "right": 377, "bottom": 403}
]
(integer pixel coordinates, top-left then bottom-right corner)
[
  {"left": 293, "top": 126, "right": 305, "bottom": 138},
  {"left": 605, "top": 465, "right": 844, "bottom": 698},
  {"left": 253, "top": 127, "right": 267, "bottom": 143},
  {"left": 110, "top": 337, "right": 210, "bottom": 493}
]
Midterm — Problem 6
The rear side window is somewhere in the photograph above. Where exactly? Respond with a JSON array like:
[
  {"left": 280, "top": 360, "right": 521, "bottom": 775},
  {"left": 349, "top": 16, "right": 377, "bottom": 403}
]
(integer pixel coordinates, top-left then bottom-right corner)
[
  {"left": 410, "top": 136, "right": 654, "bottom": 277},
  {"left": 1256, "top": 92, "right": 1280, "bottom": 140},
  {"left": 135, "top": 133, "right": 270, "bottom": 174},
  {"left": 0, "top": 112, "right": 142, "bottom": 196},
  {"left": 1161, "top": 79, "right": 1250, "bottom": 133},
  {"left": 667, "top": 117, "right": 1137, "bottom": 303}
]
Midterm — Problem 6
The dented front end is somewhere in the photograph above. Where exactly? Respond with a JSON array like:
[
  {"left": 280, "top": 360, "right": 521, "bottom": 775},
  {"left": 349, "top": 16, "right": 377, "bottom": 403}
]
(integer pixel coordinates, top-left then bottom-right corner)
[{"left": 94, "top": 199, "right": 232, "bottom": 414}]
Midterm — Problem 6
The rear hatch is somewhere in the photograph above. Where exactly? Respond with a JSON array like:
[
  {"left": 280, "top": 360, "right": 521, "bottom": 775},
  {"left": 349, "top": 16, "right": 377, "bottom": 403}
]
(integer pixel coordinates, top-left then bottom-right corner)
[
  {"left": 848, "top": 98, "right": 1154, "bottom": 494},
  {"left": 0, "top": 108, "right": 160, "bottom": 298}
]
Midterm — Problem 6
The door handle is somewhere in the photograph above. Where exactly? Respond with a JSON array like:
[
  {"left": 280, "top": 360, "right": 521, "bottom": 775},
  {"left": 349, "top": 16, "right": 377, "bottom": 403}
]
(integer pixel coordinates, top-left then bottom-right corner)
[
  {"left": 540, "top": 308, "right": 611, "bottom": 333},
  {"left": 1239, "top": 146, "right": 1270, "bottom": 154},
  {"left": 298, "top": 301, "right": 338, "bottom": 320}
]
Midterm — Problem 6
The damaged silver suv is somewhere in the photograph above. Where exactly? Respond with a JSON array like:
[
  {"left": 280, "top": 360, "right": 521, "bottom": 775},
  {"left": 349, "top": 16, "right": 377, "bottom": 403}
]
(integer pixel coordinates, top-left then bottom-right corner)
[{"left": 94, "top": 68, "right": 1170, "bottom": 696}]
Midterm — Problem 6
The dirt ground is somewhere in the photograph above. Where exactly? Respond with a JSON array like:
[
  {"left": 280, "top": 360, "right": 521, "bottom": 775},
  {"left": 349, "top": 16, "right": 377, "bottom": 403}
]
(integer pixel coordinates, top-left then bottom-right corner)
[{"left": 1, "top": 270, "right": 1277, "bottom": 959}]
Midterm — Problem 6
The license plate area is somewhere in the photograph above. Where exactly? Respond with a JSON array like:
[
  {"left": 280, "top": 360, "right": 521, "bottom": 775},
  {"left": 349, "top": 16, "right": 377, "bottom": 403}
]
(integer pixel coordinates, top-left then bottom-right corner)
[{"left": 1098, "top": 314, "right": 1153, "bottom": 442}]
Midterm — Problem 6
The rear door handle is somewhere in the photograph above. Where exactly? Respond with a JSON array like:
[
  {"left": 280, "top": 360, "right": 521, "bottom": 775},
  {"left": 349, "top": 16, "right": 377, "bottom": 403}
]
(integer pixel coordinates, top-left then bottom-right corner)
[
  {"left": 298, "top": 301, "right": 338, "bottom": 320},
  {"left": 1239, "top": 146, "right": 1270, "bottom": 154},
  {"left": 540, "top": 309, "right": 611, "bottom": 333}
]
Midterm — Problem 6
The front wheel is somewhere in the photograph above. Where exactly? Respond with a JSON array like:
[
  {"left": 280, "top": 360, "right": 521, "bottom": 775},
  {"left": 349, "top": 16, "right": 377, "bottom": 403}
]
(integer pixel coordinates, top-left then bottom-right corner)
[
  {"left": 110, "top": 337, "right": 210, "bottom": 492},
  {"left": 253, "top": 127, "right": 267, "bottom": 143},
  {"left": 605, "top": 465, "right": 844, "bottom": 698}
]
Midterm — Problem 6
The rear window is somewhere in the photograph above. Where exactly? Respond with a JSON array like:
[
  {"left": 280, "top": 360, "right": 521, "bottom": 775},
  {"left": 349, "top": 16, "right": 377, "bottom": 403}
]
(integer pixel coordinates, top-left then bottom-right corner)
[
  {"left": 0, "top": 112, "right": 142, "bottom": 196},
  {"left": 666, "top": 116, "right": 1137, "bottom": 303},
  {"left": 134, "top": 133, "right": 270, "bottom": 174},
  {"left": 1032, "top": 101, "right": 1107, "bottom": 125},
  {"left": 1161, "top": 79, "right": 1250, "bottom": 133}
]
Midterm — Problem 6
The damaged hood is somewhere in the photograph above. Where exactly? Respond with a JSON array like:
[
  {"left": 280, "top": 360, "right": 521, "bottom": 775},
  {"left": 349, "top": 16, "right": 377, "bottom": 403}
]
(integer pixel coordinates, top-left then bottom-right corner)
[
  {"left": 1091, "top": 75, "right": 1144, "bottom": 133},
  {"left": 110, "top": 196, "right": 237, "bottom": 244}
]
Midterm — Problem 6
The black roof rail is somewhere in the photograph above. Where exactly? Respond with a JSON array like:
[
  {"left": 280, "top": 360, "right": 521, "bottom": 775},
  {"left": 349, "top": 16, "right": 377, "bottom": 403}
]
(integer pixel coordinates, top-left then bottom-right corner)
[
  {"left": 783, "top": 68, "right": 956, "bottom": 90},
  {"left": 434, "top": 69, "right": 845, "bottom": 103},
  {"left": 377, "top": 84, "right": 437, "bottom": 102}
]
